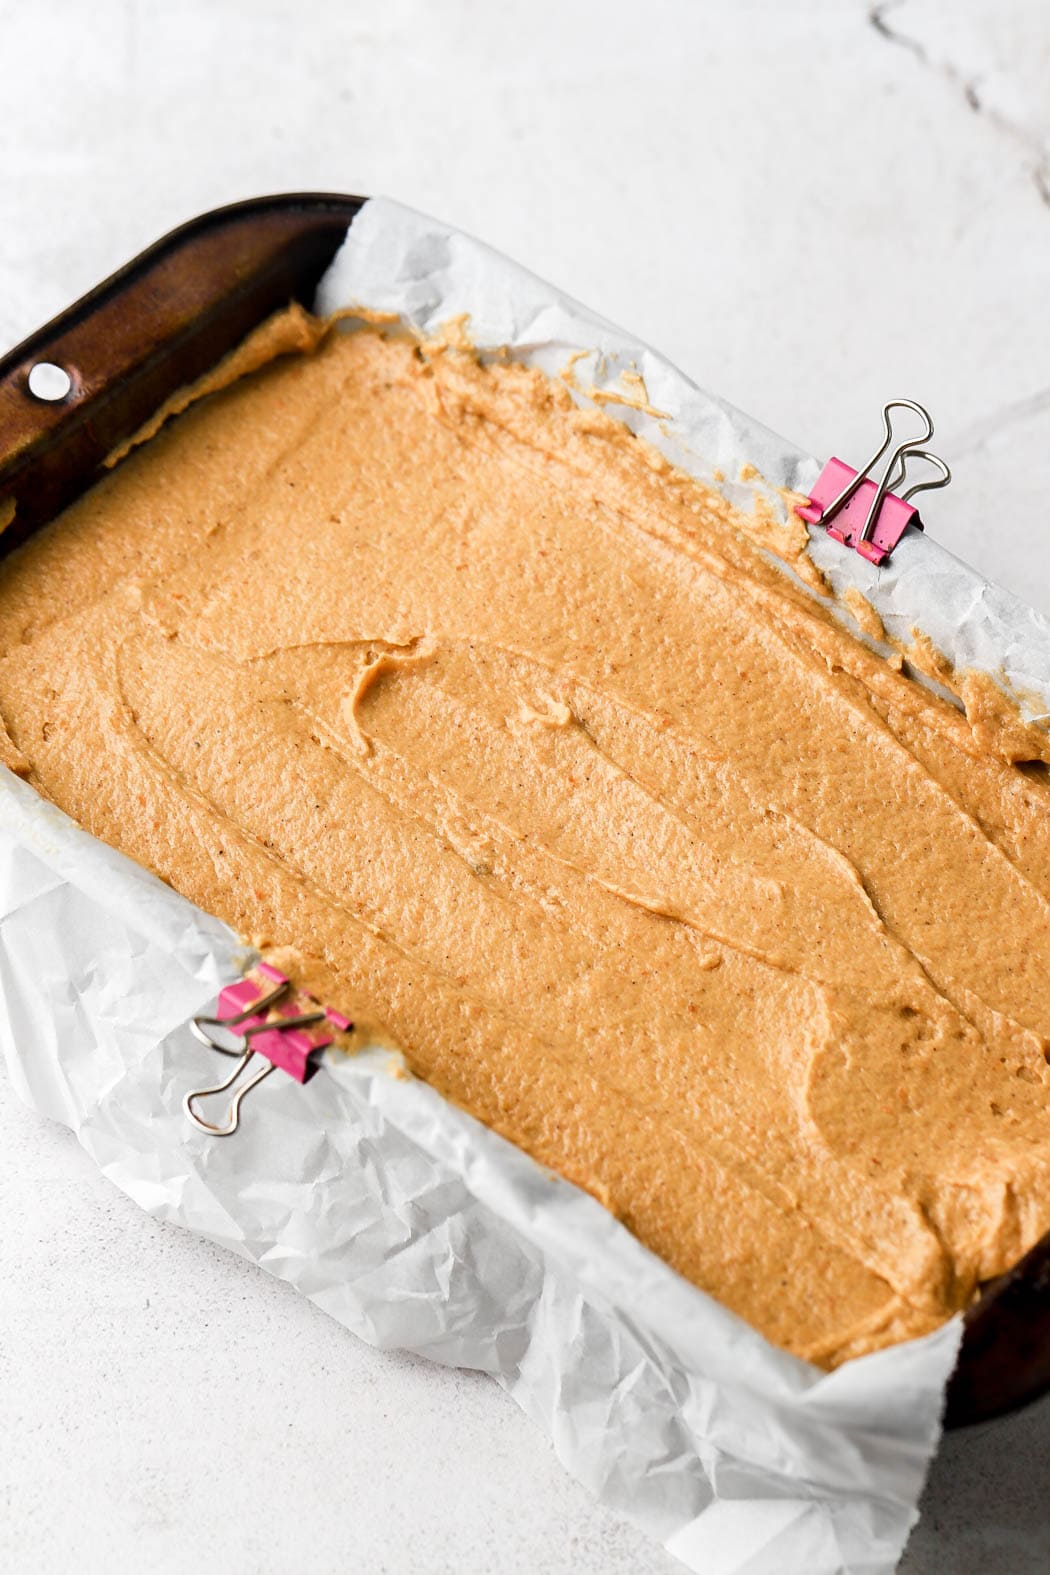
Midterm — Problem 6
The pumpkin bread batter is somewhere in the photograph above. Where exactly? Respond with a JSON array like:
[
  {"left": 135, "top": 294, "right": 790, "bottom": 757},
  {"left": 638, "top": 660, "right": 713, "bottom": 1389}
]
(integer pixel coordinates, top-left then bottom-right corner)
[{"left": 1, "top": 319, "right": 1049, "bottom": 1366}]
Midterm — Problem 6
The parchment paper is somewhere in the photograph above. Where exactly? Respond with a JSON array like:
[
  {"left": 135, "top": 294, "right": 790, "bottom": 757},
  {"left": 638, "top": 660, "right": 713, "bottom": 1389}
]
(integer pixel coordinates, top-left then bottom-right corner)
[{"left": 14, "top": 195, "right": 1049, "bottom": 1575}]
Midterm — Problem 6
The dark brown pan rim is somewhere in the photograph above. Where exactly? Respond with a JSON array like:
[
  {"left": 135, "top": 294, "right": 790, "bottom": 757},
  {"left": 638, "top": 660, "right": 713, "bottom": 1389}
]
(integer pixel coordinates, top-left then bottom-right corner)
[
  {"left": 1, "top": 192, "right": 1047, "bottom": 1428},
  {"left": 0, "top": 192, "right": 363, "bottom": 546}
]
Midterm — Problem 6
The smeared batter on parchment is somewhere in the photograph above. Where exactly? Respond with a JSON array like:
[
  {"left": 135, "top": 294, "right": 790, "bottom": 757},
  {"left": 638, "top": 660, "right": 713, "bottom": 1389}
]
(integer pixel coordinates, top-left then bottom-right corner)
[{"left": 1, "top": 315, "right": 1049, "bottom": 1366}]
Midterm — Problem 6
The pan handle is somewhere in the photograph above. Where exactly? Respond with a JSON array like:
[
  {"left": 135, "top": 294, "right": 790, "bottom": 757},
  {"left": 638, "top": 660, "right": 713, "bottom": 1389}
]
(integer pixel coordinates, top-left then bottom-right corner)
[
  {"left": 0, "top": 192, "right": 364, "bottom": 546},
  {"left": 946, "top": 1229, "right": 1050, "bottom": 1427}
]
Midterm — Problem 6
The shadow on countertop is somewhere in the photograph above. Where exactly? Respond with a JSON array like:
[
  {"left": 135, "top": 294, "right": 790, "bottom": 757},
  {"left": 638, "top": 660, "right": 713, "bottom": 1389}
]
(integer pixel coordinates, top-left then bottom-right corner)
[{"left": 901, "top": 1391, "right": 1050, "bottom": 1573}]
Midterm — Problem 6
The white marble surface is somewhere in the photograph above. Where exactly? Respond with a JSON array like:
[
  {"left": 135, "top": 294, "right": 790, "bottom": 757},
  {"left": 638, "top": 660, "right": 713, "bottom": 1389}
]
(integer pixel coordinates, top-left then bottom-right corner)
[{"left": 1, "top": 3, "right": 1049, "bottom": 1571}]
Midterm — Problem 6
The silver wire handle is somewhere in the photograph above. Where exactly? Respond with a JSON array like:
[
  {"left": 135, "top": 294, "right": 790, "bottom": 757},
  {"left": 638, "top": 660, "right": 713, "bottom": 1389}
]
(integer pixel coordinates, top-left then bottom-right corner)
[
  {"left": 183, "top": 1050, "right": 276, "bottom": 1136},
  {"left": 897, "top": 449, "right": 952, "bottom": 505}
]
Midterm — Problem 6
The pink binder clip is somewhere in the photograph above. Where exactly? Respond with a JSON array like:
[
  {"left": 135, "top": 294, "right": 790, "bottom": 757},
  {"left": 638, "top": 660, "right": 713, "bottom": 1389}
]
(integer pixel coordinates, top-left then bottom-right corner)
[
  {"left": 796, "top": 400, "right": 951, "bottom": 566},
  {"left": 183, "top": 962, "right": 353, "bottom": 1136}
]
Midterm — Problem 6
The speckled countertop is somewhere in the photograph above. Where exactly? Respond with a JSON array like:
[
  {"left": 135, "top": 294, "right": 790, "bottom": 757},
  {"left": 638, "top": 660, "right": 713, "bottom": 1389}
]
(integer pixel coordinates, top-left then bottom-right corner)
[{"left": 1, "top": 3, "right": 1048, "bottom": 1571}]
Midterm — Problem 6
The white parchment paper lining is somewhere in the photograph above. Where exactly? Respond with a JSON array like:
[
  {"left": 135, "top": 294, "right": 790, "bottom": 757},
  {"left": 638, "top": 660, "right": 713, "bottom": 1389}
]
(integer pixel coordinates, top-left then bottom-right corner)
[{"left": 11, "top": 195, "right": 1050, "bottom": 1575}]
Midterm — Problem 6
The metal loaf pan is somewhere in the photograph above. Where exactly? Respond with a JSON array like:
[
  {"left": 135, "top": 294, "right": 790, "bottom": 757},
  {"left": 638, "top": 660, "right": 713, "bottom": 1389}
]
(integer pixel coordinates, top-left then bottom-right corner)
[{"left": 0, "top": 192, "right": 1046, "bottom": 1429}]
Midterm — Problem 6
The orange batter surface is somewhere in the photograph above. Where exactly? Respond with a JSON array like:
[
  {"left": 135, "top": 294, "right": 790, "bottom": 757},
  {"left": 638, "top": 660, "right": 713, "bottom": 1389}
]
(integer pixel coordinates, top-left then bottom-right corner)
[{"left": 1, "top": 317, "right": 1049, "bottom": 1366}]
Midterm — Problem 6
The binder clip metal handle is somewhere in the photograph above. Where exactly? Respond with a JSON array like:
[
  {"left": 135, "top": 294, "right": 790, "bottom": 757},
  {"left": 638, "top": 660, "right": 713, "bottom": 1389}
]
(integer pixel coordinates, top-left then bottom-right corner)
[
  {"left": 797, "top": 400, "right": 952, "bottom": 566},
  {"left": 183, "top": 963, "right": 352, "bottom": 1137},
  {"left": 895, "top": 449, "right": 952, "bottom": 506},
  {"left": 183, "top": 1048, "right": 278, "bottom": 1137}
]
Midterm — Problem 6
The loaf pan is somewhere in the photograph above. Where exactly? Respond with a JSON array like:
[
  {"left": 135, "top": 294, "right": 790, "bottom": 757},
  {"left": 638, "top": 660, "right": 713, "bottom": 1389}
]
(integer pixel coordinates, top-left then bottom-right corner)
[{"left": 0, "top": 191, "right": 1046, "bottom": 1429}]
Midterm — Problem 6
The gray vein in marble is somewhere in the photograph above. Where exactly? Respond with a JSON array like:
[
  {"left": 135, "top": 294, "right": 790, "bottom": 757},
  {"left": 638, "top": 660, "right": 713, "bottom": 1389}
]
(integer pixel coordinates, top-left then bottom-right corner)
[
  {"left": 868, "top": 0, "right": 1050, "bottom": 205},
  {"left": 949, "top": 382, "right": 1050, "bottom": 455}
]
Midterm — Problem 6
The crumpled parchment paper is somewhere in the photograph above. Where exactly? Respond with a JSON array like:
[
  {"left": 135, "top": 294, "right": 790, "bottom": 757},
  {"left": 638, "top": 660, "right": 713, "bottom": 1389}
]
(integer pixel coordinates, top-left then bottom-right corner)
[{"left": 14, "top": 194, "right": 1048, "bottom": 1575}]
